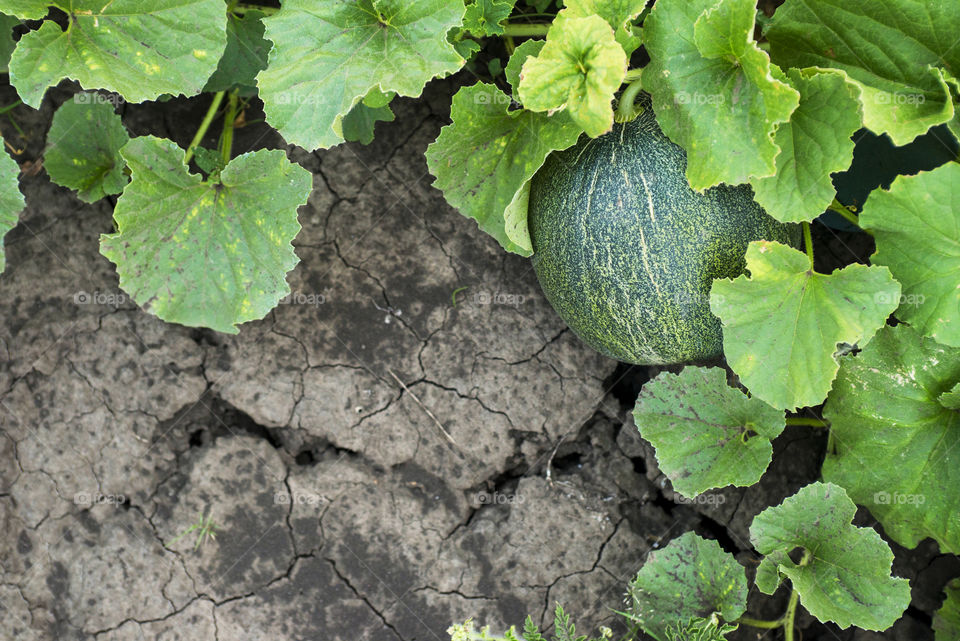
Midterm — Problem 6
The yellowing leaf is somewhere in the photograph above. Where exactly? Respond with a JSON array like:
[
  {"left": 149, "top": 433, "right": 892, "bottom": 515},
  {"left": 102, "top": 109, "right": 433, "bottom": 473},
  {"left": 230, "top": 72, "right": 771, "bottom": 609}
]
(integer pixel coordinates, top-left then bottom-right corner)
[
  {"left": 518, "top": 15, "right": 626, "bottom": 138},
  {"left": 100, "top": 137, "right": 312, "bottom": 333}
]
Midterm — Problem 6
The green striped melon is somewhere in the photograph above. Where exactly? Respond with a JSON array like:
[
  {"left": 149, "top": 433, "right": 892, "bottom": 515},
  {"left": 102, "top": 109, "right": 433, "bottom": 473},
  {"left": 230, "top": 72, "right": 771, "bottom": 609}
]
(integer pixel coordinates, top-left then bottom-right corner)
[{"left": 528, "top": 106, "right": 800, "bottom": 365}]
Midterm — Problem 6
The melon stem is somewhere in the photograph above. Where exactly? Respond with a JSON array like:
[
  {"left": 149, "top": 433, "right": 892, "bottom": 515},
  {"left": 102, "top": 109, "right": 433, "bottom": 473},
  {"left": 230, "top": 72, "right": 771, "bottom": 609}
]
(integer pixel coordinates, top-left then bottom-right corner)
[{"left": 615, "top": 76, "right": 644, "bottom": 122}]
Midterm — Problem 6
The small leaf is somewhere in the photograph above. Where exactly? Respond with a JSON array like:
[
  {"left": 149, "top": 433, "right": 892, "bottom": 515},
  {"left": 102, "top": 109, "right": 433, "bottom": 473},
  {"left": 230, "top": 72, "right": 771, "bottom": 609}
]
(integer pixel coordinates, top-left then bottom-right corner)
[
  {"left": 822, "top": 324, "right": 960, "bottom": 554},
  {"left": 750, "top": 482, "right": 911, "bottom": 630},
  {"left": 518, "top": 14, "right": 627, "bottom": 137},
  {"left": 710, "top": 240, "right": 901, "bottom": 411},
  {"left": 204, "top": 9, "right": 270, "bottom": 94},
  {"left": 0, "top": 148, "right": 25, "bottom": 273},
  {"left": 339, "top": 97, "right": 395, "bottom": 145},
  {"left": 859, "top": 163, "right": 960, "bottom": 347},
  {"left": 258, "top": 0, "right": 465, "bottom": 150},
  {"left": 750, "top": 68, "right": 862, "bottom": 223},
  {"left": 766, "top": 0, "right": 959, "bottom": 146},
  {"left": 425, "top": 83, "right": 582, "bottom": 256},
  {"left": 505, "top": 39, "right": 544, "bottom": 99},
  {"left": 460, "top": 0, "right": 516, "bottom": 37},
  {"left": 941, "top": 383, "right": 960, "bottom": 411},
  {"left": 9, "top": 0, "right": 227, "bottom": 107},
  {"left": 642, "top": 0, "right": 799, "bottom": 190},
  {"left": 191, "top": 146, "right": 224, "bottom": 176},
  {"left": 100, "top": 137, "right": 312, "bottom": 333},
  {"left": 561, "top": 0, "right": 647, "bottom": 57},
  {"left": 44, "top": 98, "right": 129, "bottom": 202},
  {"left": 627, "top": 531, "right": 747, "bottom": 641},
  {"left": 633, "top": 366, "right": 785, "bottom": 498},
  {"left": 934, "top": 579, "right": 960, "bottom": 641}
]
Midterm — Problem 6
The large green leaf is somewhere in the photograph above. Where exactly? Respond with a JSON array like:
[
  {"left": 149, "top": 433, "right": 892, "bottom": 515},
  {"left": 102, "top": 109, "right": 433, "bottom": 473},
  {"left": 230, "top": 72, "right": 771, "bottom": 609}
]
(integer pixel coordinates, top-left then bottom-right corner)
[
  {"left": 8, "top": 0, "right": 227, "bottom": 107},
  {"left": 425, "top": 83, "right": 582, "bottom": 256},
  {"left": 642, "top": 0, "right": 799, "bottom": 190},
  {"left": 257, "top": 0, "right": 464, "bottom": 150},
  {"left": 203, "top": 9, "right": 269, "bottom": 94},
  {"left": 750, "top": 68, "right": 861, "bottom": 223},
  {"left": 822, "top": 324, "right": 960, "bottom": 554},
  {"left": 751, "top": 482, "right": 911, "bottom": 631},
  {"left": 859, "top": 163, "right": 960, "bottom": 347},
  {"left": 626, "top": 531, "right": 747, "bottom": 641},
  {"left": 633, "top": 367, "right": 785, "bottom": 498},
  {"left": 561, "top": 0, "right": 646, "bottom": 57},
  {"left": 766, "top": 0, "right": 960, "bottom": 146},
  {"left": 935, "top": 580, "right": 960, "bottom": 641},
  {"left": 44, "top": 98, "right": 129, "bottom": 202},
  {"left": 0, "top": 149, "right": 24, "bottom": 273},
  {"left": 100, "top": 137, "right": 311, "bottom": 333},
  {"left": 517, "top": 14, "right": 626, "bottom": 138},
  {"left": 710, "top": 241, "right": 901, "bottom": 411}
]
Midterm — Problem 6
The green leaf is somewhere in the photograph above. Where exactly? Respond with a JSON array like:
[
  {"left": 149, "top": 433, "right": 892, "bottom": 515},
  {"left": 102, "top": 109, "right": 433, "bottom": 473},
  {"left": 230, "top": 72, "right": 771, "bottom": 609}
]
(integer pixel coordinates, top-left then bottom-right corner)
[
  {"left": 642, "top": 0, "right": 799, "bottom": 190},
  {"left": 859, "top": 163, "right": 960, "bottom": 347},
  {"left": 710, "top": 240, "right": 901, "bottom": 411},
  {"left": 665, "top": 617, "right": 737, "bottom": 641},
  {"left": 934, "top": 579, "right": 960, "bottom": 641},
  {"left": 335, "top": 88, "right": 396, "bottom": 145},
  {"left": 561, "top": 0, "right": 646, "bottom": 57},
  {"left": 8, "top": 0, "right": 227, "bottom": 108},
  {"left": 99, "top": 137, "right": 311, "bottom": 333},
  {"left": 750, "top": 482, "right": 911, "bottom": 630},
  {"left": 521, "top": 617, "right": 544, "bottom": 641},
  {"left": 460, "top": 0, "right": 515, "bottom": 37},
  {"left": 633, "top": 366, "right": 785, "bottom": 498},
  {"left": 1, "top": 2, "right": 48, "bottom": 20},
  {"left": 425, "top": 83, "right": 582, "bottom": 256},
  {"left": 821, "top": 324, "right": 960, "bottom": 554},
  {"left": 517, "top": 14, "right": 627, "bottom": 137},
  {"left": 0, "top": 13, "right": 20, "bottom": 72},
  {"left": 203, "top": 9, "right": 269, "bottom": 94},
  {"left": 766, "top": 0, "right": 960, "bottom": 146},
  {"left": 339, "top": 101, "right": 395, "bottom": 145},
  {"left": 940, "top": 383, "right": 960, "bottom": 412},
  {"left": 191, "top": 146, "right": 224, "bottom": 176},
  {"left": 258, "top": 0, "right": 465, "bottom": 150},
  {"left": 627, "top": 531, "right": 747, "bottom": 641},
  {"left": 749, "top": 68, "right": 862, "bottom": 223},
  {"left": 44, "top": 98, "right": 129, "bottom": 202},
  {"left": 0, "top": 148, "right": 24, "bottom": 273},
  {"left": 505, "top": 39, "right": 544, "bottom": 99}
]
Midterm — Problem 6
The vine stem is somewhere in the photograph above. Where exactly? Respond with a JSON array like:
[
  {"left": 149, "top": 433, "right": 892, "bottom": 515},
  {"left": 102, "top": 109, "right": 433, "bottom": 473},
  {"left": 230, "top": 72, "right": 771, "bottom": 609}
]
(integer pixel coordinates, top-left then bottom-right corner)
[
  {"left": 803, "top": 221, "right": 815, "bottom": 265},
  {"left": 502, "top": 23, "right": 551, "bottom": 37},
  {"left": 624, "top": 68, "right": 644, "bottom": 82},
  {"left": 785, "top": 416, "right": 829, "bottom": 428},
  {"left": 220, "top": 89, "right": 240, "bottom": 166},
  {"left": 615, "top": 76, "right": 645, "bottom": 122},
  {"left": 740, "top": 551, "right": 810, "bottom": 639},
  {"left": 184, "top": 91, "right": 225, "bottom": 164},
  {"left": 827, "top": 198, "right": 874, "bottom": 236},
  {"left": 738, "top": 616, "right": 782, "bottom": 629}
]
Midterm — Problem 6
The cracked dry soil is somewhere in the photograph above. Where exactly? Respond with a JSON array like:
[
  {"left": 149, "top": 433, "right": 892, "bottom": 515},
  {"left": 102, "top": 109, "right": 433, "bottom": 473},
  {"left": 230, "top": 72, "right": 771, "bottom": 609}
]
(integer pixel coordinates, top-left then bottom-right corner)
[{"left": 0, "top": 77, "right": 950, "bottom": 641}]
